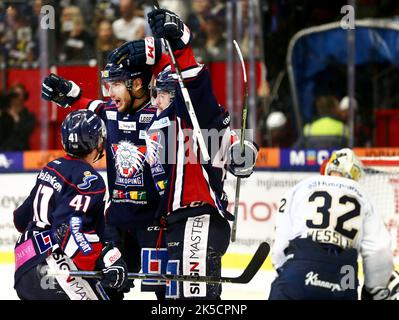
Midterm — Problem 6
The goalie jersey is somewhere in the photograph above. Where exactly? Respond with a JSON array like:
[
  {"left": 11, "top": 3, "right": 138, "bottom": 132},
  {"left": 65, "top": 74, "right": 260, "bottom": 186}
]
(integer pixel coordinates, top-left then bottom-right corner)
[
  {"left": 272, "top": 174, "right": 394, "bottom": 289},
  {"left": 13, "top": 156, "right": 106, "bottom": 286}
]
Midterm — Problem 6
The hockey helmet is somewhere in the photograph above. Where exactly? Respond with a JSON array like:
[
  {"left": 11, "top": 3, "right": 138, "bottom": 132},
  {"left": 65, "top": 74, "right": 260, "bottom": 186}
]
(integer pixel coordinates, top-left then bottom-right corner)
[
  {"left": 61, "top": 109, "right": 106, "bottom": 157},
  {"left": 153, "top": 69, "right": 176, "bottom": 99},
  {"left": 325, "top": 148, "right": 363, "bottom": 181},
  {"left": 101, "top": 62, "right": 152, "bottom": 97}
]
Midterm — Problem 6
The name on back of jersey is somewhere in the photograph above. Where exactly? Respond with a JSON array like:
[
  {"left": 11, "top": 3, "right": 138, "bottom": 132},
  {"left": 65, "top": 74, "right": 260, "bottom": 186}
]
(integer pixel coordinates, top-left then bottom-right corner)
[
  {"left": 38, "top": 170, "right": 62, "bottom": 192},
  {"left": 307, "top": 229, "right": 353, "bottom": 249}
]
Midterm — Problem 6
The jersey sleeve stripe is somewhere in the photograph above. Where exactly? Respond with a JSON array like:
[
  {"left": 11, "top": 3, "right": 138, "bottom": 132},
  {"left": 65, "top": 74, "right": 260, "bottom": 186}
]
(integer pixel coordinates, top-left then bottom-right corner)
[{"left": 172, "top": 117, "right": 185, "bottom": 211}]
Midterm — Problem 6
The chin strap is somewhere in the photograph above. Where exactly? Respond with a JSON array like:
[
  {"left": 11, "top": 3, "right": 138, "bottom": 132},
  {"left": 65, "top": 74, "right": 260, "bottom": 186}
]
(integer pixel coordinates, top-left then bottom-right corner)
[{"left": 93, "top": 144, "right": 105, "bottom": 163}]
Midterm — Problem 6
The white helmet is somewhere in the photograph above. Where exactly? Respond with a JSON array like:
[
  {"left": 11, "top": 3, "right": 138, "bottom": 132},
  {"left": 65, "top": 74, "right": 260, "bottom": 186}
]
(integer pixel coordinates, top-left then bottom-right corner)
[
  {"left": 339, "top": 96, "right": 357, "bottom": 111},
  {"left": 325, "top": 148, "right": 363, "bottom": 181},
  {"left": 266, "top": 111, "right": 287, "bottom": 130}
]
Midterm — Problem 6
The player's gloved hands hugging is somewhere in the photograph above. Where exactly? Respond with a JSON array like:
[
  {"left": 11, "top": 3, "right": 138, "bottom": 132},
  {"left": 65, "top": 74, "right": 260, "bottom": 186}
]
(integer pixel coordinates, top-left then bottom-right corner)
[
  {"left": 107, "top": 37, "right": 162, "bottom": 68},
  {"left": 147, "top": 8, "right": 192, "bottom": 50},
  {"left": 41, "top": 73, "right": 81, "bottom": 108},
  {"left": 228, "top": 140, "right": 259, "bottom": 178},
  {"left": 96, "top": 243, "right": 129, "bottom": 291}
]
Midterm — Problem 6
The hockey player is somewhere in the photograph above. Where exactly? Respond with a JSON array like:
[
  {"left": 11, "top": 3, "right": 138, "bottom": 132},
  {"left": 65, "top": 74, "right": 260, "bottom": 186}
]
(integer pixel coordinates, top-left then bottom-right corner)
[
  {"left": 108, "top": 9, "right": 258, "bottom": 299},
  {"left": 40, "top": 41, "right": 168, "bottom": 299},
  {"left": 270, "top": 148, "right": 396, "bottom": 300},
  {"left": 13, "top": 109, "right": 128, "bottom": 300}
]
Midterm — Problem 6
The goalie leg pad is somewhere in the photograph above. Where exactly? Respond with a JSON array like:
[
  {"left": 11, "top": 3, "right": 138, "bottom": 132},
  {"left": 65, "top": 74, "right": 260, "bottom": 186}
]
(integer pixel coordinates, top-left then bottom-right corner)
[{"left": 165, "top": 212, "right": 230, "bottom": 299}]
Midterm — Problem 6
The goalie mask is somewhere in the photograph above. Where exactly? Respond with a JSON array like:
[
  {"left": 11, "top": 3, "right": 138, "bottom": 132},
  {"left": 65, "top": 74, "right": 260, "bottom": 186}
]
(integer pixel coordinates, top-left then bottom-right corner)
[{"left": 325, "top": 148, "right": 363, "bottom": 181}]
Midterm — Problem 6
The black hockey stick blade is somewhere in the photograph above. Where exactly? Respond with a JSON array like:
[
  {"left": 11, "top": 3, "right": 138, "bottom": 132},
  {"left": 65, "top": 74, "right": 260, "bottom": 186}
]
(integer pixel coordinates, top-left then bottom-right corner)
[
  {"left": 221, "top": 241, "right": 270, "bottom": 284},
  {"left": 47, "top": 242, "right": 270, "bottom": 284}
]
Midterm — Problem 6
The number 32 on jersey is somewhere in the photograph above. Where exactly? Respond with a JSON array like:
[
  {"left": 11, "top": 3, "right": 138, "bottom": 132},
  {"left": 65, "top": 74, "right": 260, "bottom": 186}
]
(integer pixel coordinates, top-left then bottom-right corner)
[{"left": 279, "top": 191, "right": 361, "bottom": 248}]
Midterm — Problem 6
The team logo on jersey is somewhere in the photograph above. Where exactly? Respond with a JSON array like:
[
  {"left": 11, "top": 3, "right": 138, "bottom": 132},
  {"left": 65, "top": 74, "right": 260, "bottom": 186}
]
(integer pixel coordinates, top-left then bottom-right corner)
[
  {"left": 155, "top": 179, "right": 168, "bottom": 192},
  {"left": 106, "top": 110, "right": 117, "bottom": 121},
  {"left": 118, "top": 121, "right": 136, "bottom": 131},
  {"left": 141, "top": 248, "right": 168, "bottom": 286},
  {"left": 165, "top": 260, "right": 180, "bottom": 299},
  {"left": 149, "top": 117, "right": 171, "bottom": 130},
  {"left": 77, "top": 171, "right": 98, "bottom": 190},
  {"left": 304, "top": 271, "right": 343, "bottom": 292},
  {"left": 112, "top": 140, "right": 146, "bottom": 187},
  {"left": 113, "top": 189, "right": 147, "bottom": 200},
  {"left": 145, "top": 132, "right": 165, "bottom": 176},
  {"left": 34, "top": 230, "right": 54, "bottom": 254},
  {"left": 139, "top": 114, "right": 154, "bottom": 123}
]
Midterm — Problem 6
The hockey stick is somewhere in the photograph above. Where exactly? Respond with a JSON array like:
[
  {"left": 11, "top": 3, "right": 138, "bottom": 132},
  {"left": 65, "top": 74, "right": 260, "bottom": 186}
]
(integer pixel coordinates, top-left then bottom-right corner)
[
  {"left": 152, "top": 0, "right": 210, "bottom": 161},
  {"left": 231, "top": 40, "right": 249, "bottom": 242},
  {"left": 47, "top": 242, "right": 270, "bottom": 284}
]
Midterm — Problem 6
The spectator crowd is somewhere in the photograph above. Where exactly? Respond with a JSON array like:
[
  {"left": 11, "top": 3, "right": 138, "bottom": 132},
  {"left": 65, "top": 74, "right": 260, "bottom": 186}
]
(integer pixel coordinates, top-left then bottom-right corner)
[{"left": 0, "top": 0, "right": 240, "bottom": 68}]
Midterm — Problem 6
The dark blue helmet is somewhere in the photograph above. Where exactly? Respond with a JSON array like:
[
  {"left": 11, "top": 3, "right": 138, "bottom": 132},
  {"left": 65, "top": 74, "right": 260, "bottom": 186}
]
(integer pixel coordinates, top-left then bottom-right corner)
[
  {"left": 153, "top": 69, "right": 175, "bottom": 98},
  {"left": 101, "top": 63, "right": 141, "bottom": 82},
  {"left": 61, "top": 110, "right": 106, "bottom": 157},
  {"left": 101, "top": 62, "right": 152, "bottom": 94}
]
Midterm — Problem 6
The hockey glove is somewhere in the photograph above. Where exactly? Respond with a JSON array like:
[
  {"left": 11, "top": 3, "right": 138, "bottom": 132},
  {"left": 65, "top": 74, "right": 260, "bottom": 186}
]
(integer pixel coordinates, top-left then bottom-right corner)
[
  {"left": 147, "top": 9, "right": 192, "bottom": 50},
  {"left": 388, "top": 270, "right": 399, "bottom": 300},
  {"left": 361, "top": 286, "right": 390, "bottom": 300},
  {"left": 96, "top": 243, "right": 129, "bottom": 291},
  {"left": 361, "top": 270, "right": 399, "bottom": 300},
  {"left": 228, "top": 140, "right": 259, "bottom": 178},
  {"left": 41, "top": 73, "right": 81, "bottom": 108},
  {"left": 107, "top": 37, "right": 162, "bottom": 68}
]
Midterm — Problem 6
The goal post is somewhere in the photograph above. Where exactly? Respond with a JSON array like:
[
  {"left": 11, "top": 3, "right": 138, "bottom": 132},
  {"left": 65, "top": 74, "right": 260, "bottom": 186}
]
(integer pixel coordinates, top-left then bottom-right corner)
[{"left": 359, "top": 157, "right": 399, "bottom": 261}]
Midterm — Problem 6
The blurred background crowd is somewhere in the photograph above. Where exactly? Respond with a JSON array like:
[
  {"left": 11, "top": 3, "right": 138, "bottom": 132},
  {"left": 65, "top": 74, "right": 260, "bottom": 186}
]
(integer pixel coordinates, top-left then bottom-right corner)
[{"left": 1, "top": 0, "right": 399, "bottom": 151}]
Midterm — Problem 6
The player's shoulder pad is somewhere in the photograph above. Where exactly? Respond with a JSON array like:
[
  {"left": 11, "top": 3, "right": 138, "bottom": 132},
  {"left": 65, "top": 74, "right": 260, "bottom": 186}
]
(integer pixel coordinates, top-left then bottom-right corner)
[{"left": 49, "top": 157, "right": 105, "bottom": 194}]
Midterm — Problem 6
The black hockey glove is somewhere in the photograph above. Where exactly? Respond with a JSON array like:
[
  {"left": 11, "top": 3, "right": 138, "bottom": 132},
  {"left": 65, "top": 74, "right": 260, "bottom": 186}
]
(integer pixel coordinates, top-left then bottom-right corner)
[
  {"left": 107, "top": 37, "right": 162, "bottom": 68},
  {"left": 41, "top": 73, "right": 81, "bottom": 108},
  {"left": 228, "top": 140, "right": 259, "bottom": 178},
  {"left": 96, "top": 243, "right": 129, "bottom": 291},
  {"left": 147, "top": 9, "right": 192, "bottom": 50}
]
